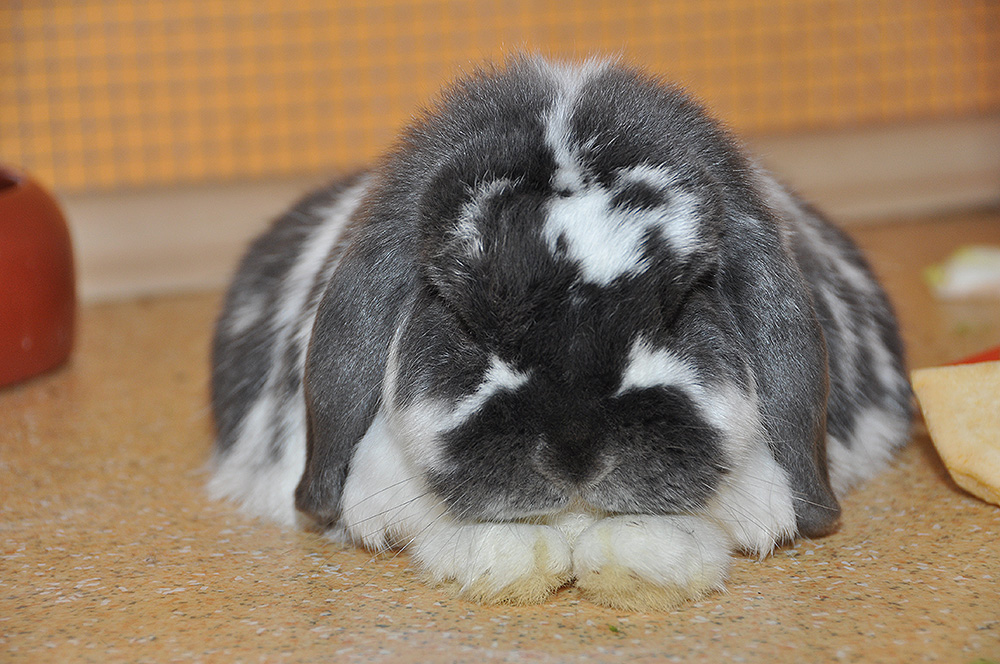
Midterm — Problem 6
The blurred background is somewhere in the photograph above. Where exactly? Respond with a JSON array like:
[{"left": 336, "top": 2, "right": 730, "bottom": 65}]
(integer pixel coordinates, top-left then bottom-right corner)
[{"left": 3, "top": 0, "right": 999, "bottom": 301}]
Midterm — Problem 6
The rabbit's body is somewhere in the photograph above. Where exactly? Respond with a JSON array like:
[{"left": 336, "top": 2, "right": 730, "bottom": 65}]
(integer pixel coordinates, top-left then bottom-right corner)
[{"left": 210, "top": 58, "right": 912, "bottom": 610}]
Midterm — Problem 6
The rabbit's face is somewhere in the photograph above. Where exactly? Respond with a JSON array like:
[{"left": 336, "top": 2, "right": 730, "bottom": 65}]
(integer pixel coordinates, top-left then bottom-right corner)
[
  {"left": 387, "top": 303, "right": 745, "bottom": 523},
  {"left": 383, "top": 110, "right": 754, "bottom": 522}
]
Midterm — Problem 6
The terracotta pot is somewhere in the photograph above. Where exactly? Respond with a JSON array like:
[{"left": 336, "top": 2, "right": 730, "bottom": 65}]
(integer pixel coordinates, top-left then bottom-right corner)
[{"left": 0, "top": 166, "right": 76, "bottom": 387}]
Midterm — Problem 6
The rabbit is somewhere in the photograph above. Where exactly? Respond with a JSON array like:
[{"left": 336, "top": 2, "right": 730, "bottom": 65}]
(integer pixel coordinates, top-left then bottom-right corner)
[{"left": 208, "top": 56, "right": 914, "bottom": 611}]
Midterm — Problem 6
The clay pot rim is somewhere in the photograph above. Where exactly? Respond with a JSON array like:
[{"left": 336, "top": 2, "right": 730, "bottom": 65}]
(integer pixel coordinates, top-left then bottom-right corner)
[{"left": 0, "top": 165, "right": 26, "bottom": 193}]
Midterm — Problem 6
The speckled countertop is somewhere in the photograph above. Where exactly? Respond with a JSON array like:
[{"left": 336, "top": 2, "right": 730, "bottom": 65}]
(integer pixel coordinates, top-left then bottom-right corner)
[{"left": 3, "top": 212, "right": 1000, "bottom": 663}]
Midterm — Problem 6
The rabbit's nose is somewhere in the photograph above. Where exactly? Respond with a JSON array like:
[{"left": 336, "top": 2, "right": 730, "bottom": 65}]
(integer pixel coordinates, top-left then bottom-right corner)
[{"left": 531, "top": 435, "right": 614, "bottom": 490}]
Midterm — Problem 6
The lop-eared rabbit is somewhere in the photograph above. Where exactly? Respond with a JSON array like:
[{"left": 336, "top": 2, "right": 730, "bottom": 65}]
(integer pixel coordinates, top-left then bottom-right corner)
[{"left": 210, "top": 57, "right": 913, "bottom": 610}]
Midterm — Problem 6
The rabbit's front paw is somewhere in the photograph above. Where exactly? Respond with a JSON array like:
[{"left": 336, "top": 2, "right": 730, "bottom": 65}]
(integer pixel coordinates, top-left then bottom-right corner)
[
  {"left": 572, "top": 515, "right": 731, "bottom": 611},
  {"left": 412, "top": 522, "right": 572, "bottom": 605}
]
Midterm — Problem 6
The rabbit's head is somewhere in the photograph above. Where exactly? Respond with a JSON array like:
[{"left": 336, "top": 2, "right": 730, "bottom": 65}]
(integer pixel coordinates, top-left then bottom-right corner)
[{"left": 296, "top": 57, "right": 841, "bottom": 538}]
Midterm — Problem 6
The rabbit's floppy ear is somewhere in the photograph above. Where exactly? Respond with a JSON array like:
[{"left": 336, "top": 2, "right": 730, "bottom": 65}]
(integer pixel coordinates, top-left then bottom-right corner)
[
  {"left": 294, "top": 207, "right": 419, "bottom": 526},
  {"left": 719, "top": 210, "right": 841, "bottom": 537}
]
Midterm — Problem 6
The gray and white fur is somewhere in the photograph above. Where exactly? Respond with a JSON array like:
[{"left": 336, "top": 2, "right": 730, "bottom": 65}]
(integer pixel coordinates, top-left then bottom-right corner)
[{"left": 209, "top": 57, "right": 913, "bottom": 610}]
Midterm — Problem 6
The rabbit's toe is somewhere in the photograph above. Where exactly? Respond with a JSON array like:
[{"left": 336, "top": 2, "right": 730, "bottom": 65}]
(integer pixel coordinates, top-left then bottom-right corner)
[
  {"left": 414, "top": 522, "right": 572, "bottom": 605},
  {"left": 573, "top": 515, "right": 731, "bottom": 611}
]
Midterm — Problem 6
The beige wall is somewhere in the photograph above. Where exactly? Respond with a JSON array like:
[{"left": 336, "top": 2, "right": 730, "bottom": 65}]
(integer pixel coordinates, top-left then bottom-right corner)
[
  {"left": 2, "top": 1, "right": 998, "bottom": 300},
  {"left": 3, "top": 0, "right": 998, "bottom": 193}
]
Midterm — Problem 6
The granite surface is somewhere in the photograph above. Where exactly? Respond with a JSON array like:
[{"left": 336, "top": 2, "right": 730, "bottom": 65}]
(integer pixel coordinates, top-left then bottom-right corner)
[{"left": 3, "top": 212, "right": 1000, "bottom": 663}]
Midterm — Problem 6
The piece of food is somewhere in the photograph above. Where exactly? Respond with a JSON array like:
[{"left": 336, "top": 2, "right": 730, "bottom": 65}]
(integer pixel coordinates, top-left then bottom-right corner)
[
  {"left": 911, "top": 361, "right": 1000, "bottom": 506},
  {"left": 924, "top": 245, "right": 1000, "bottom": 299}
]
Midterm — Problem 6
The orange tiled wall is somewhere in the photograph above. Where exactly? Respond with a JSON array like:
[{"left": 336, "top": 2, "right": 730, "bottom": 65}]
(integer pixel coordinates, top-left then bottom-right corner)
[{"left": 2, "top": 0, "right": 998, "bottom": 193}]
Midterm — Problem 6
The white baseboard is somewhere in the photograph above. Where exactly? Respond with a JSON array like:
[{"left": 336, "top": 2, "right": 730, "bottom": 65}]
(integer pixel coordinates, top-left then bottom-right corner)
[
  {"left": 63, "top": 176, "right": 329, "bottom": 303},
  {"left": 745, "top": 115, "right": 1000, "bottom": 224},
  {"left": 62, "top": 116, "right": 1000, "bottom": 302}
]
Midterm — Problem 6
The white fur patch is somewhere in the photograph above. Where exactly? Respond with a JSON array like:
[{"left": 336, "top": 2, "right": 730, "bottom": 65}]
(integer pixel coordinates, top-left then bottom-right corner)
[
  {"left": 696, "top": 381, "right": 760, "bottom": 452},
  {"left": 826, "top": 407, "right": 910, "bottom": 497},
  {"left": 453, "top": 178, "right": 518, "bottom": 258},
  {"left": 540, "top": 502, "right": 603, "bottom": 545},
  {"left": 617, "top": 338, "right": 702, "bottom": 396},
  {"left": 539, "top": 56, "right": 636, "bottom": 283},
  {"left": 707, "top": 439, "right": 797, "bottom": 556},
  {"left": 618, "top": 164, "right": 703, "bottom": 253},
  {"left": 411, "top": 521, "right": 573, "bottom": 600},
  {"left": 542, "top": 183, "right": 703, "bottom": 286},
  {"left": 226, "top": 290, "right": 268, "bottom": 337},
  {"left": 339, "top": 411, "right": 448, "bottom": 550},
  {"left": 281, "top": 186, "right": 369, "bottom": 350},
  {"left": 453, "top": 355, "right": 531, "bottom": 423},
  {"left": 208, "top": 393, "right": 307, "bottom": 525},
  {"left": 573, "top": 514, "right": 731, "bottom": 596},
  {"left": 380, "top": 323, "right": 450, "bottom": 474},
  {"left": 544, "top": 188, "right": 650, "bottom": 284},
  {"left": 386, "top": 400, "right": 455, "bottom": 475},
  {"left": 386, "top": 351, "right": 531, "bottom": 475},
  {"left": 536, "top": 57, "right": 612, "bottom": 192}
]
